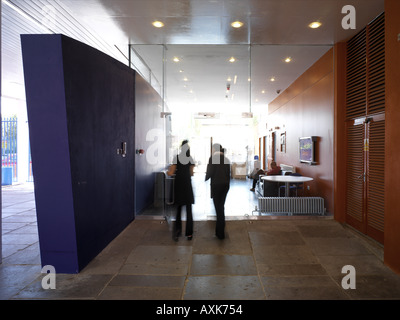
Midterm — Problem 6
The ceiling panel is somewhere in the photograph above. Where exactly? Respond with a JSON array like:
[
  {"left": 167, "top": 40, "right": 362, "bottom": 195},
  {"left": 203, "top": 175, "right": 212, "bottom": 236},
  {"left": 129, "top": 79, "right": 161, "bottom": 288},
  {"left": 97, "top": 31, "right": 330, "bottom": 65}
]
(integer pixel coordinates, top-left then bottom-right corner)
[
  {"left": 2, "top": 0, "right": 384, "bottom": 119},
  {"left": 64, "top": 0, "right": 384, "bottom": 45}
]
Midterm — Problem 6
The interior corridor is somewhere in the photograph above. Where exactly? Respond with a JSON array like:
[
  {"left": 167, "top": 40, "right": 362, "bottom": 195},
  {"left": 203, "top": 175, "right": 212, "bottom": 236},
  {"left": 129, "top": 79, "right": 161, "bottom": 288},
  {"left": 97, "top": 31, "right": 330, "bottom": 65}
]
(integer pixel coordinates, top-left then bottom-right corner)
[
  {"left": 2, "top": 181, "right": 400, "bottom": 300},
  {"left": 141, "top": 173, "right": 260, "bottom": 220}
]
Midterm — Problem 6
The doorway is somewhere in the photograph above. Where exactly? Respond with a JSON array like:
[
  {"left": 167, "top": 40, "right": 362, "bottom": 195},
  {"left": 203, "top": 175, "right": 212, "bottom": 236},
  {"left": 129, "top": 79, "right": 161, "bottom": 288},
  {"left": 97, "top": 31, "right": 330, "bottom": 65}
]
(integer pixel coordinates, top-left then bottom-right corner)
[
  {"left": 345, "top": 114, "right": 385, "bottom": 244},
  {"left": 344, "top": 13, "right": 385, "bottom": 244}
]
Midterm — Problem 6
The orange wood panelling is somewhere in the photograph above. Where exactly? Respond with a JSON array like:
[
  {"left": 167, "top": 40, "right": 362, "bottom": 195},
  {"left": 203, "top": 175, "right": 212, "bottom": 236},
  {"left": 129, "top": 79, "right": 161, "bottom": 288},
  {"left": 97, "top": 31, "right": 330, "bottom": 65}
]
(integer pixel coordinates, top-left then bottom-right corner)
[{"left": 268, "top": 49, "right": 334, "bottom": 214}]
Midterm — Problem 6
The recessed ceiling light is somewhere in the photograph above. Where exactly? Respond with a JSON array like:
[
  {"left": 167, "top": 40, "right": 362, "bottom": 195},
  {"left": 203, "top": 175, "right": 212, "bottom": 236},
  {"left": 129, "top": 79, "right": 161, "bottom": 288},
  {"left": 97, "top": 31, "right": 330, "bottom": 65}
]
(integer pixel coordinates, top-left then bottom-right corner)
[
  {"left": 152, "top": 21, "right": 164, "bottom": 28},
  {"left": 173, "top": 57, "right": 180, "bottom": 62},
  {"left": 261, "top": 90, "right": 265, "bottom": 94},
  {"left": 270, "top": 77, "right": 276, "bottom": 82},
  {"left": 231, "top": 21, "right": 244, "bottom": 28},
  {"left": 229, "top": 57, "right": 236, "bottom": 63},
  {"left": 284, "top": 57, "right": 292, "bottom": 63},
  {"left": 183, "top": 77, "right": 188, "bottom": 82},
  {"left": 309, "top": 21, "right": 322, "bottom": 29}
]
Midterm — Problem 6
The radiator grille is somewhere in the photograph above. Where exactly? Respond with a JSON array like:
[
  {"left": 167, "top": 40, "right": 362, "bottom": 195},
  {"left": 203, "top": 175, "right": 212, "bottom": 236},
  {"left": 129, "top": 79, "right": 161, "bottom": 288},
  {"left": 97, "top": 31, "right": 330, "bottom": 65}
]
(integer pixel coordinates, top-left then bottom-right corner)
[{"left": 258, "top": 197, "right": 325, "bottom": 215}]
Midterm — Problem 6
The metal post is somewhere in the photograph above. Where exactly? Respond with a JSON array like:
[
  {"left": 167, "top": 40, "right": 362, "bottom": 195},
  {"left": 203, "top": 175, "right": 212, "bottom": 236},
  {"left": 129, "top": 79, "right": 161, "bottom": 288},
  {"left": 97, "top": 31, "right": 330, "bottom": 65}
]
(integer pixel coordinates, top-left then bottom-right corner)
[
  {"left": 162, "top": 44, "right": 167, "bottom": 112},
  {"left": 249, "top": 44, "right": 252, "bottom": 114}
]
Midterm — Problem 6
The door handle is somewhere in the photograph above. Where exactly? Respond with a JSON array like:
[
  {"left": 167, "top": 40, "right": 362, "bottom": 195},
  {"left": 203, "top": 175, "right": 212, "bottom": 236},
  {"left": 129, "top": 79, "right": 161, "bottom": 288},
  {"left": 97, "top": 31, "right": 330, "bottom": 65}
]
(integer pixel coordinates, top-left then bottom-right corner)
[
  {"left": 117, "top": 142, "right": 127, "bottom": 158},
  {"left": 357, "top": 173, "right": 366, "bottom": 182}
]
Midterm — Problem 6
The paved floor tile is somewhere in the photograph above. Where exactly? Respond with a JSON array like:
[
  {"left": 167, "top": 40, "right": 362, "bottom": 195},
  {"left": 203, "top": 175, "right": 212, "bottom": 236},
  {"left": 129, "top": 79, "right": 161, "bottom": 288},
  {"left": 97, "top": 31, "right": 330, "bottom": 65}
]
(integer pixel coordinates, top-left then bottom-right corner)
[
  {"left": 256, "top": 263, "right": 327, "bottom": 276},
  {"left": 126, "top": 245, "right": 192, "bottom": 265},
  {"left": 184, "top": 276, "right": 265, "bottom": 300},
  {"left": 98, "top": 286, "right": 183, "bottom": 300},
  {"left": 253, "top": 244, "right": 319, "bottom": 265},
  {"left": 109, "top": 274, "right": 186, "bottom": 288},
  {"left": 249, "top": 230, "right": 306, "bottom": 246},
  {"left": 190, "top": 254, "right": 257, "bottom": 276}
]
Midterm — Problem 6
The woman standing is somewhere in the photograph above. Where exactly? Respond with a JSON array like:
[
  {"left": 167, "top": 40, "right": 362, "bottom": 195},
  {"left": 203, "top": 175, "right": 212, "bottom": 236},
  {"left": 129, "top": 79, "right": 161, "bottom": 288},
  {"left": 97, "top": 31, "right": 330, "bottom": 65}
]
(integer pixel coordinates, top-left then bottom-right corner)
[
  {"left": 205, "top": 144, "right": 231, "bottom": 240},
  {"left": 167, "top": 140, "right": 195, "bottom": 241}
]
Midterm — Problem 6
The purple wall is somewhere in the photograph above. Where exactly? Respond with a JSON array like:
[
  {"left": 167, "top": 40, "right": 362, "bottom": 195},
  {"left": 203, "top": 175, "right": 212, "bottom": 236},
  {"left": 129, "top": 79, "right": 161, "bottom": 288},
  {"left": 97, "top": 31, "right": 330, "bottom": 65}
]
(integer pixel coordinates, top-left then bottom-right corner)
[
  {"left": 22, "top": 34, "right": 137, "bottom": 273},
  {"left": 22, "top": 34, "right": 166, "bottom": 273},
  {"left": 21, "top": 35, "right": 165, "bottom": 273},
  {"left": 21, "top": 35, "right": 80, "bottom": 272}
]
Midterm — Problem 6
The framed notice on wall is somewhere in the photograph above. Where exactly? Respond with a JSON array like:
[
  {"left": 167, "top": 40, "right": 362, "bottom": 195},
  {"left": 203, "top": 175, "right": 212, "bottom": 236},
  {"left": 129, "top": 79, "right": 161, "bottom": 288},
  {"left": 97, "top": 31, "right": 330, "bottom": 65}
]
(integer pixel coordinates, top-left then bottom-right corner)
[{"left": 280, "top": 132, "right": 286, "bottom": 153}]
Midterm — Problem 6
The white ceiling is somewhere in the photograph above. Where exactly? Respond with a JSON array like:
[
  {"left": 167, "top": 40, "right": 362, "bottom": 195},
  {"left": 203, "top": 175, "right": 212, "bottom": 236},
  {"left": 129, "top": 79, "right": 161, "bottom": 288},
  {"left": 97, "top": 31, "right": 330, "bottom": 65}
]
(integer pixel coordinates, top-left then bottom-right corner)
[{"left": 2, "top": 0, "right": 385, "bottom": 117}]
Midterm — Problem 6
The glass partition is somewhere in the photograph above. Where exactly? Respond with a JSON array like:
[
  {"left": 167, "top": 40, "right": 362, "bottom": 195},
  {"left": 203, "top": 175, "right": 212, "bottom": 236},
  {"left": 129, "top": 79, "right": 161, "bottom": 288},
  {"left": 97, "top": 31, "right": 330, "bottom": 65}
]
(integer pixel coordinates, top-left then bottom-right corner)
[{"left": 129, "top": 43, "right": 332, "bottom": 169}]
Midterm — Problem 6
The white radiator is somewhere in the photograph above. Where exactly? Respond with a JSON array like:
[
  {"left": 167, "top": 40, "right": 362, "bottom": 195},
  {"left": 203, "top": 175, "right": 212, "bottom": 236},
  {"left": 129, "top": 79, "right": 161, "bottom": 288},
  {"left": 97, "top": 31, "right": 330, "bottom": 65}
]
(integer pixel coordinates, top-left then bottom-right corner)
[{"left": 258, "top": 197, "right": 325, "bottom": 215}]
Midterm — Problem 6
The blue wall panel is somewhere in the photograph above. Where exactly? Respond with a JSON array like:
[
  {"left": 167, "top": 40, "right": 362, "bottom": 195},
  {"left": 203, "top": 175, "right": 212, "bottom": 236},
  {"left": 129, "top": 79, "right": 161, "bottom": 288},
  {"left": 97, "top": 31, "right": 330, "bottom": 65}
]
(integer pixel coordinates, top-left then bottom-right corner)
[
  {"left": 21, "top": 35, "right": 79, "bottom": 273},
  {"left": 22, "top": 34, "right": 136, "bottom": 273}
]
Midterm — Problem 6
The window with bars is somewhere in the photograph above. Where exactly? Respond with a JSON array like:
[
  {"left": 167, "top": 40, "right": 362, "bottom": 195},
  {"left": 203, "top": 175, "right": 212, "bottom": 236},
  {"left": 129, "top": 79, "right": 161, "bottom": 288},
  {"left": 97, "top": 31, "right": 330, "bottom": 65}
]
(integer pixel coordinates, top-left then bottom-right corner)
[{"left": 1, "top": 116, "right": 18, "bottom": 183}]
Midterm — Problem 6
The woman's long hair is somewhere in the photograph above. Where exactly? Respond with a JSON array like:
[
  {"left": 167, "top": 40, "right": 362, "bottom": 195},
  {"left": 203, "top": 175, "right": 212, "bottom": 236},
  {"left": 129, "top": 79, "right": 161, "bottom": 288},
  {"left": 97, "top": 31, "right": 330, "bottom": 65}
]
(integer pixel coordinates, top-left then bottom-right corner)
[
  {"left": 181, "top": 140, "right": 190, "bottom": 157},
  {"left": 178, "top": 140, "right": 191, "bottom": 164}
]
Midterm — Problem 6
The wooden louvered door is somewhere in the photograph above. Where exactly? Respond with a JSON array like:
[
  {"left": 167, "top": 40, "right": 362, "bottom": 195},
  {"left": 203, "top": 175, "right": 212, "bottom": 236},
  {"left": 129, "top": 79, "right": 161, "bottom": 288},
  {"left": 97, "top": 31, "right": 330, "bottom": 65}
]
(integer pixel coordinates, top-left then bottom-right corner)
[
  {"left": 346, "top": 115, "right": 385, "bottom": 243},
  {"left": 345, "top": 13, "right": 385, "bottom": 244},
  {"left": 346, "top": 119, "right": 366, "bottom": 233},
  {"left": 365, "top": 115, "right": 385, "bottom": 243}
]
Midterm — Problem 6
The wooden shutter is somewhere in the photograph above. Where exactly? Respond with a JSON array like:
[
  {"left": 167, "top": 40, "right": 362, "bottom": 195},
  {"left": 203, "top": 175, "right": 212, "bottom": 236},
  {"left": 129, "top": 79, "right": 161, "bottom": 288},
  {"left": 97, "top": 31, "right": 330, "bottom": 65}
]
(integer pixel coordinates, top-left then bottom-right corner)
[
  {"left": 345, "top": 12, "right": 385, "bottom": 244},
  {"left": 346, "top": 27, "right": 366, "bottom": 120},
  {"left": 365, "top": 13, "right": 385, "bottom": 243},
  {"left": 346, "top": 121, "right": 365, "bottom": 230},
  {"left": 366, "top": 117, "right": 385, "bottom": 243},
  {"left": 367, "top": 13, "right": 385, "bottom": 115}
]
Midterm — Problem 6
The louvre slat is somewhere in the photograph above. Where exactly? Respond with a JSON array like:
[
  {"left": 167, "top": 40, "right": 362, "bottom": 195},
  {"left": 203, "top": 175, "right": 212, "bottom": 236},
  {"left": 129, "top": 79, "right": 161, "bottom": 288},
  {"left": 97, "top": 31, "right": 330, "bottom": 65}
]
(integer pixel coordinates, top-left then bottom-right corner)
[
  {"left": 347, "top": 94, "right": 366, "bottom": 103},
  {"left": 369, "top": 91, "right": 385, "bottom": 99},
  {"left": 368, "top": 79, "right": 385, "bottom": 88},
  {"left": 369, "top": 61, "right": 385, "bottom": 71},
  {"left": 369, "top": 98, "right": 385, "bottom": 105}
]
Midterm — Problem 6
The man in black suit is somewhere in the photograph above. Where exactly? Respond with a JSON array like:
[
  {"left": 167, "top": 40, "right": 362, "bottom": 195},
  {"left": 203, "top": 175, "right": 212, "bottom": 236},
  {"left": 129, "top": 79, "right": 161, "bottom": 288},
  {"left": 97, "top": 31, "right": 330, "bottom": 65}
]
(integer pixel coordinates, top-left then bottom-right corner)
[{"left": 205, "top": 144, "right": 231, "bottom": 239}]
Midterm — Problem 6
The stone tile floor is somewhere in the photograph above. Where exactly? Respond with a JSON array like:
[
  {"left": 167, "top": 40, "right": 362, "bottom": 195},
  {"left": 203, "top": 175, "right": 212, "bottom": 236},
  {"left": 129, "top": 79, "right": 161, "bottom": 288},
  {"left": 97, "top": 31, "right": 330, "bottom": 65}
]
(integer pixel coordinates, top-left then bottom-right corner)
[{"left": 1, "top": 183, "right": 400, "bottom": 301}]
